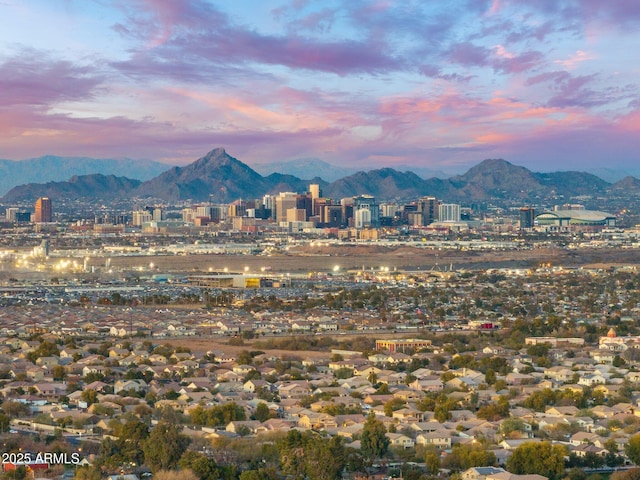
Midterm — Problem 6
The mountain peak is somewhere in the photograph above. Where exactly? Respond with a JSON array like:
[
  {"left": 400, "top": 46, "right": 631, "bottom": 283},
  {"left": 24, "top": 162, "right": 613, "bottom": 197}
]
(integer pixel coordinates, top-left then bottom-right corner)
[
  {"left": 134, "top": 148, "right": 275, "bottom": 201},
  {"left": 459, "top": 158, "right": 532, "bottom": 182},
  {"left": 470, "top": 158, "right": 514, "bottom": 171},
  {"left": 203, "top": 147, "right": 227, "bottom": 158},
  {"left": 190, "top": 148, "right": 238, "bottom": 171},
  {"left": 611, "top": 175, "right": 640, "bottom": 190}
]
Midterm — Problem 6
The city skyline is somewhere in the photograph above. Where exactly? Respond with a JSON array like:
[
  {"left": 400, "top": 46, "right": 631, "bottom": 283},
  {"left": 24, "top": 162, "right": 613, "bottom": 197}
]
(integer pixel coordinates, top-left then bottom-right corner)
[{"left": 1, "top": 1, "right": 640, "bottom": 173}]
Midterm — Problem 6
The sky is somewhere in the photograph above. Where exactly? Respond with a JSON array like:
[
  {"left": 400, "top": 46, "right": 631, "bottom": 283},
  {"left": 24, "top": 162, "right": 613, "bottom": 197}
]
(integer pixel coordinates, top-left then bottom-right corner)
[{"left": 1, "top": 0, "right": 640, "bottom": 173}]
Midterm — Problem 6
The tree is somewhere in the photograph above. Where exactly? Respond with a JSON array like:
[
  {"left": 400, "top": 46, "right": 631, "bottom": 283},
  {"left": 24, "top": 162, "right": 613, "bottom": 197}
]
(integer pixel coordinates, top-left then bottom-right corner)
[
  {"left": 189, "top": 403, "right": 246, "bottom": 427},
  {"left": 476, "top": 396, "right": 510, "bottom": 421},
  {"left": 374, "top": 383, "right": 390, "bottom": 394},
  {"left": 424, "top": 448, "right": 441, "bottom": 475},
  {"left": 178, "top": 450, "right": 221, "bottom": 479},
  {"left": 83, "top": 372, "right": 105, "bottom": 383},
  {"left": 153, "top": 470, "right": 199, "bottom": 480},
  {"left": 434, "top": 401, "right": 454, "bottom": 423},
  {"left": 565, "top": 467, "right": 587, "bottom": 480},
  {"left": 52, "top": 365, "right": 67, "bottom": 381},
  {"left": 240, "top": 469, "right": 279, "bottom": 480},
  {"left": 254, "top": 402, "right": 272, "bottom": 422},
  {"left": 304, "top": 435, "right": 346, "bottom": 480},
  {"left": 2, "top": 400, "right": 29, "bottom": 417},
  {"left": 442, "top": 443, "right": 497, "bottom": 470},
  {"left": 506, "top": 441, "right": 566, "bottom": 480},
  {"left": 25, "top": 340, "right": 59, "bottom": 363},
  {"left": 4, "top": 465, "right": 28, "bottom": 479},
  {"left": 80, "top": 389, "right": 98, "bottom": 406},
  {"left": 613, "top": 355, "right": 626, "bottom": 367},
  {"left": 118, "top": 418, "right": 150, "bottom": 464},
  {"left": 278, "top": 430, "right": 306, "bottom": 479},
  {"left": 238, "top": 350, "right": 254, "bottom": 366},
  {"left": 277, "top": 430, "right": 346, "bottom": 480},
  {"left": 612, "top": 469, "right": 640, "bottom": 480},
  {"left": 500, "top": 418, "right": 527, "bottom": 437},
  {"left": 143, "top": 421, "right": 191, "bottom": 472},
  {"left": 384, "top": 398, "right": 405, "bottom": 417},
  {"left": 0, "top": 412, "right": 9, "bottom": 433},
  {"left": 334, "top": 367, "right": 354, "bottom": 379},
  {"left": 627, "top": 434, "right": 640, "bottom": 465},
  {"left": 73, "top": 466, "right": 102, "bottom": 480},
  {"left": 360, "top": 413, "right": 389, "bottom": 461}
]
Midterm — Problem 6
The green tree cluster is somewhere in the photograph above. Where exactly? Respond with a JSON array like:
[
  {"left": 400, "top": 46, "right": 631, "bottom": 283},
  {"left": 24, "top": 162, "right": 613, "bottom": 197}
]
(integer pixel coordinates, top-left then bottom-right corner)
[
  {"left": 521, "top": 387, "right": 594, "bottom": 411},
  {"left": 143, "top": 421, "right": 191, "bottom": 472},
  {"left": 626, "top": 434, "right": 640, "bottom": 465},
  {"left": 25, "top": 340, "right": 59, "bottom": 363},
  {"left": 189, "top": 402, "right": 246, "bottom": 427},
  {"left": 99, "top": 417, "right": 150, "bottom": 469},
  {"left": 506, "top": 441, "right": 566, "bottom": 480},
  {"left": 277, "top": 430, "right": 350, "bottom": 480},
  {"left": 476, "top": 396, "right": 510, "bottom": 421},
  {"left": 442, "top": 442, "right": 497, "bottom": 471},
  {"left": 360, "top": 413, "right": 390, "bottom": 461}
]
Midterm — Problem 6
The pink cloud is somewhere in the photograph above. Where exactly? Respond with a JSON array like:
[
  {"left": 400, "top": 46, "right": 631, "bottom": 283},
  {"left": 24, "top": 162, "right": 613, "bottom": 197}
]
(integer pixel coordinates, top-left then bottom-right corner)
[
  {"left": 283, "top": 7, "right": 338, "bottom": 34},
  {"left": 3, "top": 0, "right": 640, "bottom": 174},
  {"left": 111, "top": 1, "right": 402, "bottom": 76},
  {"left": 446, "top": 42, "right": 490, "bottom": 67},
  {"left": 554, "top": 50, "right": 597, "bottom": 70},
  {"left": 112, "top": 0, "right": 219, "bottom": 47},
  {"left": 508, "top": 1, "right": 640, "bottom": 35},
  {"left": 0, "top": 50, "right": 103, "bottom": 107},
  {"left": 0, "top": 99, "right": 346, "bottom": 165},
  {"left": 493, "top": 50, "right": 543, "bottom": 73}
]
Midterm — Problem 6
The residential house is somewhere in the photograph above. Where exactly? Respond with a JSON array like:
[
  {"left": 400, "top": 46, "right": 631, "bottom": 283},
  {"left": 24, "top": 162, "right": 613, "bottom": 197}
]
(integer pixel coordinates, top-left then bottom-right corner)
[
  {"left": 462, "top": 467, "right": 507, "bottom": 480},
  {"left": 386, "top": 432, "right": 415, "bottom": 449},
  {"left": 416, "top": 429, "right": 453, "bottom": 449}
]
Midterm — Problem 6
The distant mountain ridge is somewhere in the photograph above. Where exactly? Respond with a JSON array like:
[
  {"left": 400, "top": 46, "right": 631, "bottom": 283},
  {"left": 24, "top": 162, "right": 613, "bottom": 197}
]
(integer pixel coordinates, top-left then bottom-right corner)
[
  {"left": 2, "top": 148, "right": 639, "bottom": 205},
  {"left": 585, "top": 167, "right": 640, "bottom": 183},
  {"left": 0, "top": 155, "right": 171, "bottom": 196},
  {"left": 133, "top": 148, "right": 316, "bottom": 201},
  {"left": 252, "top": 157, "right": 454, "bottom": 181},
  {"left": 3, "top": 174, "right": 142, "bottom": 201},
  {"left": 252, "top": 158, "right": 358, "bottom": 182}
]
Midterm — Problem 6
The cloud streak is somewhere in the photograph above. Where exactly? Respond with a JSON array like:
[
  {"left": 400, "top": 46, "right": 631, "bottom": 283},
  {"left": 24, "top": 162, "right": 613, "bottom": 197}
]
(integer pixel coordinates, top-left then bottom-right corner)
[{"left": 0, "top": 0, "right": 639, "bottom": 173}]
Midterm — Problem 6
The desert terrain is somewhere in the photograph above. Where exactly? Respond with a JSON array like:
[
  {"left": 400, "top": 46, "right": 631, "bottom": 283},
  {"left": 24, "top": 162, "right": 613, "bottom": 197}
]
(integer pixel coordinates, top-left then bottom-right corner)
[{"left": 104, "top": 244, "right": 640, "bottom": 274}]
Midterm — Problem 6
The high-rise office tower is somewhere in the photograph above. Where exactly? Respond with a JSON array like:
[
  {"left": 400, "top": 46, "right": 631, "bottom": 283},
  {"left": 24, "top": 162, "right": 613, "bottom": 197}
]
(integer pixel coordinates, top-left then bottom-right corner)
[
  {"left": 34, "top": 197, "right": 52, "bottom": 223},
  {"left": 417, "top": 196, "right": 438, "bottom": 225},
  {"left": 133, "top": 210, "right": 152, "bottom": 226},
  {"left": 353, "top": 195, "right": 380, "bottom": 227},
  {"left": 520, "top": 207, "right": 535, "bottom": 229},
  {"left": 275, "top": 192, "right": 298, "bottom": 222},
  {"left": 439, "top": 203, "right": 461, "bottom": 223},
  {"left": 309, "top": 184, "right": 322, "bottom": 200}
]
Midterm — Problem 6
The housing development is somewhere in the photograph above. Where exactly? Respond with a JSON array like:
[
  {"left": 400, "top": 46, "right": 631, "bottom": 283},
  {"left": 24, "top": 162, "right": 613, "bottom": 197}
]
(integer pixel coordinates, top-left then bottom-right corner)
[{"left": 2, "top": 162, "right": 640, "bottom": 480}]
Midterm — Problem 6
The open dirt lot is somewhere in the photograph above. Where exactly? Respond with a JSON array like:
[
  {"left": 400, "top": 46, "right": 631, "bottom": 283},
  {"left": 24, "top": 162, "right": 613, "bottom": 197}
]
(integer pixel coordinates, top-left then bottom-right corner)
[
  {"left": 104, "top": 244, "right": 640, "bottom": 274},
  {"left": 166, "top": 336, "right": 330, "bottom": 360},
  {"left": 165, "top": 331, "right": 403, "bottom": 359}
]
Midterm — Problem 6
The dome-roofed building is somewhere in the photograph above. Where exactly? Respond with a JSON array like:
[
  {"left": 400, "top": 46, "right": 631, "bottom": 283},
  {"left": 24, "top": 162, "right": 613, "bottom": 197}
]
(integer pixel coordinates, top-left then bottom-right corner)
[{"left": 535, "top": 209, "right": 616, "bottom": 232}]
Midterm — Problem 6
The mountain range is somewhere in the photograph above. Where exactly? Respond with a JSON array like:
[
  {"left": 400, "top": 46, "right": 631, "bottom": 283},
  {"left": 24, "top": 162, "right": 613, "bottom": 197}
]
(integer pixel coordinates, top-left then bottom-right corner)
[
  {"left": 0, "top": 155, "right": 170, "bottom": 196},
  {"left": 252, "top": 158, "right": 453, "bottom": 182},
  {"left": 4, "top": 174, "right": 142, "bottom": 201},
  {"left": 2, "top": 147, "right": 639, "bottom": 205}
]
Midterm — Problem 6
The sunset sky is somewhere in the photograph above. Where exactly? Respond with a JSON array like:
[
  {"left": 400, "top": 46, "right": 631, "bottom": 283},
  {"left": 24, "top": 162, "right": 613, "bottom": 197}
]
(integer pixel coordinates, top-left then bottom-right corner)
[{"left": 1, "top": 0, "right": 639, "bottom": 173}]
